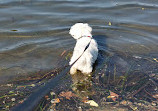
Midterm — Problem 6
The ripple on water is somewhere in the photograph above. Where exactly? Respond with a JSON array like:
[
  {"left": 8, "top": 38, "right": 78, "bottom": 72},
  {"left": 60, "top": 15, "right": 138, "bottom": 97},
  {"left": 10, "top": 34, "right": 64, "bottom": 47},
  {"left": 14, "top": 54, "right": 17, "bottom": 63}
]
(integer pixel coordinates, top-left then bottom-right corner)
[{"left": 0, "top": 0, "right": 158, "bottom": 84}]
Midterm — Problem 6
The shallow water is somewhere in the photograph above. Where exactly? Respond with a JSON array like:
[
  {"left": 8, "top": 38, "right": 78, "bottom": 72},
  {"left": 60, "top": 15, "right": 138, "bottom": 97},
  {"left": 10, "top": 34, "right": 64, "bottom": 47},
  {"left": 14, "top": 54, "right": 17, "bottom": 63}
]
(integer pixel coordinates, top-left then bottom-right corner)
[{"left": 0, "top": 0, "right": 158, "bottom": 84}]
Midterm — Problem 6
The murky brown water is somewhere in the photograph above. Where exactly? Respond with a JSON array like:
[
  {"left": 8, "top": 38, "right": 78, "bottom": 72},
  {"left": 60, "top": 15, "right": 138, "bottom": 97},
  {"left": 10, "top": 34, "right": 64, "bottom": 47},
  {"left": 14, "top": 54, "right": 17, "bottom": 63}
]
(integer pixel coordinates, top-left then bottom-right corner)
[{"left": 0, "top": 0, "right": 158, "bottom": 84}]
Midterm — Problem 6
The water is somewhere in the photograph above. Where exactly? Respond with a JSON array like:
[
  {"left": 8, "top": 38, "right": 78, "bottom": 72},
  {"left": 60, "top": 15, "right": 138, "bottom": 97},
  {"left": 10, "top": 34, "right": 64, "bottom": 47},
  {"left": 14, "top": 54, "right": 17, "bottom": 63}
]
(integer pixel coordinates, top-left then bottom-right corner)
[{"left": 0, "top": 0, "right": 158, "bottom": 84}]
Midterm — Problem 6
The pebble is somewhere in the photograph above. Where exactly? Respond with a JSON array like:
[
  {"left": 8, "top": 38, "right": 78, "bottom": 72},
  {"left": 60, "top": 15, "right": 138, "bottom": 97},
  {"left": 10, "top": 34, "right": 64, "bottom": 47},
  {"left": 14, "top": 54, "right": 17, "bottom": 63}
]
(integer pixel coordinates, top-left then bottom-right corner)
[
  {"left": 120, "top": 100, "right": 127, "bottom": 105},
  {"left": 85, "top": 100, "right": 99, "bottom": 107},
  {"left": 31, "top": 84, "right": 35, "bottom": 87},
  {"left": 151, "top": 102, "right": 156, "bottom": 106},
  {"left": 3, "top": 101, "right": 5, "bottom": 104},
  {"left": 108, "top": 22, "right": 112, "bottom": 26},
  {"left": 50, "top": 92, "right": 56, "bottom": 96},
  {"left": 11, "top": 98, "right": 15, "bottom": 102},
  {"left": 51, "top": 98, "right": 60, "bottom": 104},
  {"left": 78, "top": 106, "right": 82, "bottom": 111},
  {"left": 7, "top": 84, "right": 13, "bottom": 87},
  {"left": 138, "top": 103, "right": 142, "bottom": 106}
]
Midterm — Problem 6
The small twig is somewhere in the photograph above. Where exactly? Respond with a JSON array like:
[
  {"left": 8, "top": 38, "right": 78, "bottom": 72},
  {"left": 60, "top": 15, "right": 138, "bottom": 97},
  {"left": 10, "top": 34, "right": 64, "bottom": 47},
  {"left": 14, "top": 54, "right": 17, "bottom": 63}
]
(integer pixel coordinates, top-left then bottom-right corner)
[
  {"left": 35, "top": 71, "right": 54, "bottom": 83},
  {"left": 0, "top": 94, "right": 16, "bottom": 99},
  {"left": 114, "top": 64, "right": 116, "bottom": 82},
  {"left": 60, "top": 50, "right": 67, "bottom": 56},
  {"left": 149, "top": 78, "right": 158, "bottom": 86},
  {"left": 144, "top": 88, "right": 153, "bottom": 98},
  {"left": 35, "top": 68, "right": 63, "bottom": 83},
  {"left": 0, "top": 52, "right": 23, "bottom": 58},
  {"left": 107, "top": 70, "right": 110, "bottom": 85},
  {"left": 128, "top": 81, "right": 151, "bottom": 98},
  {"left": 42, "top": 100, "right": 51, "bottom": 111}
]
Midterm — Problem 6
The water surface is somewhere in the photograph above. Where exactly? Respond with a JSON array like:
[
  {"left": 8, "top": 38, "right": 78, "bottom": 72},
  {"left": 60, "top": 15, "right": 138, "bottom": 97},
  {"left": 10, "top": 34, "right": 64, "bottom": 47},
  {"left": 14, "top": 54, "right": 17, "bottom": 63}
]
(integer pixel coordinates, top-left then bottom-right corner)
[{"left": 0, "top": 0, "right": 158, "bottom": 84}]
